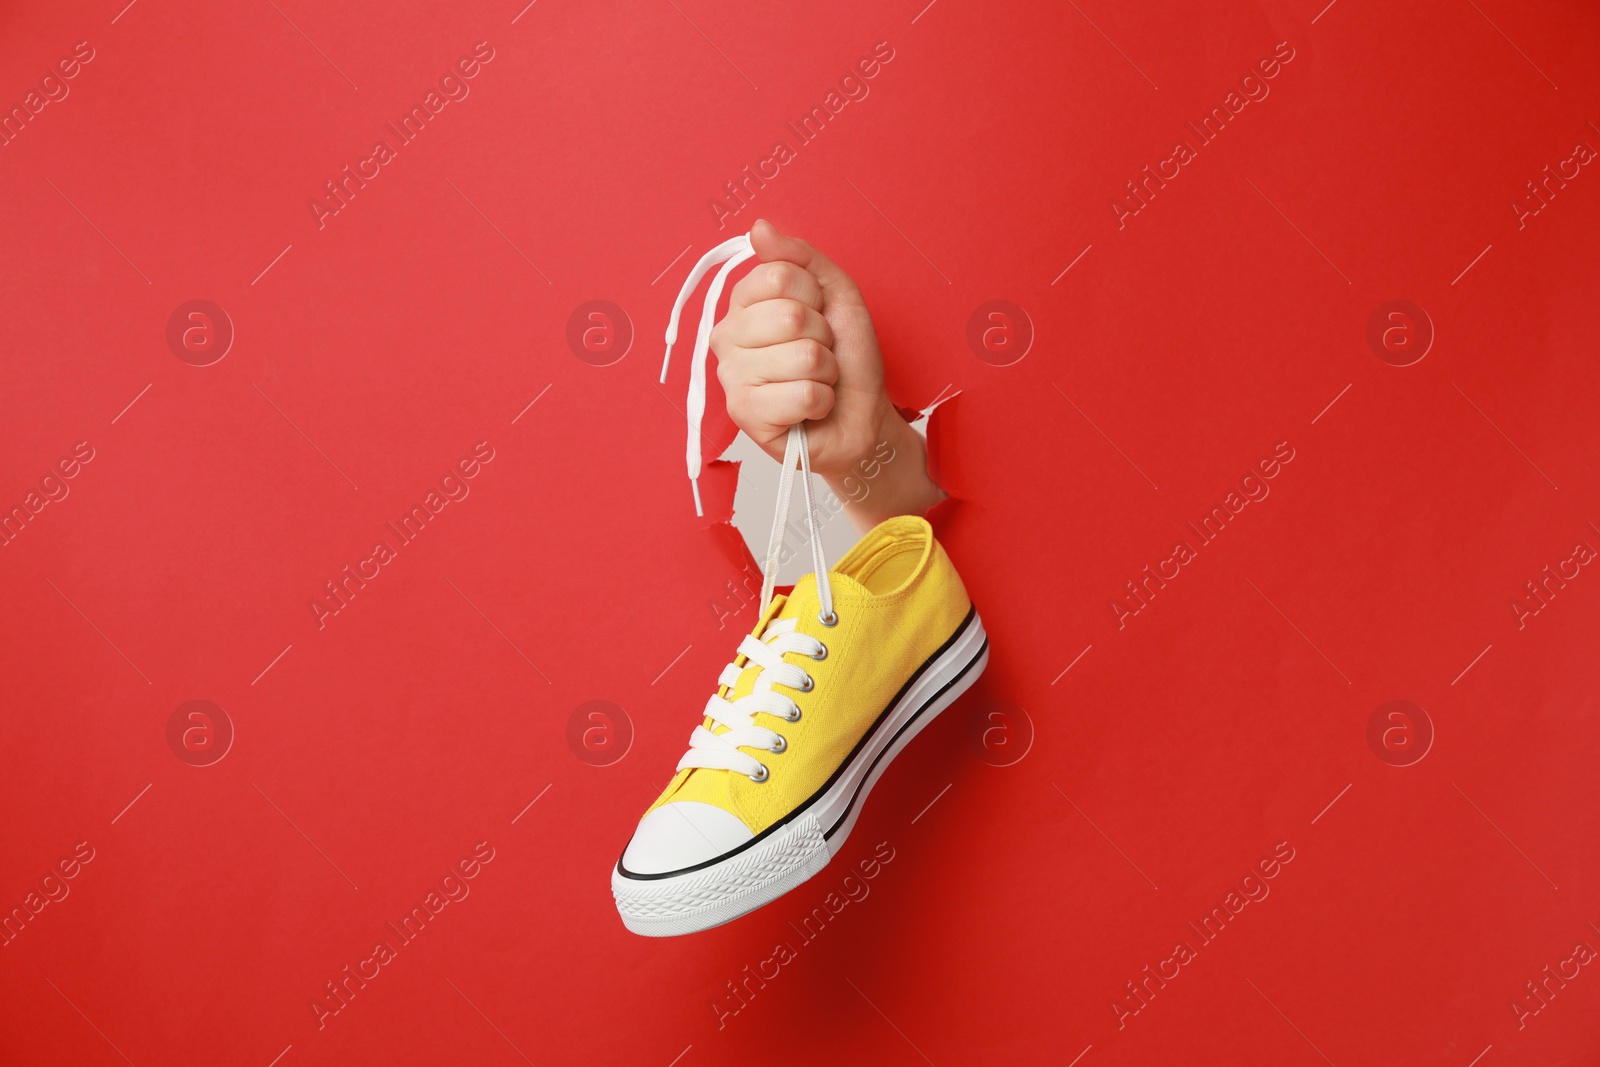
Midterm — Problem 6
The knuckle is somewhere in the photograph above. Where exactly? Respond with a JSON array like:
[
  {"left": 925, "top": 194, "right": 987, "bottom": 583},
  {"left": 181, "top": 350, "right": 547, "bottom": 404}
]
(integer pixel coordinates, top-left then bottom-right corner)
[
  {"left": 788, "top": 341, "right": 812, "bottom": 376},
  {"left": 799, "top": 379, "right": 832, "bottom": 414},
  {"left": 780, "top": 301, "right": 807, "bottom": 335},
  {"left": 798, "top": 339, "right": 826, "bottom": 375},
  {"left": 764, "top": 261, "right": 795, "bottom": 291}
]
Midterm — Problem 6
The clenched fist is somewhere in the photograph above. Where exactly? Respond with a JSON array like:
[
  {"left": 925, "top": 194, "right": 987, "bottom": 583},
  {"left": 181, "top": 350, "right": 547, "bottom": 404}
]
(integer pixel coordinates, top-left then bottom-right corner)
[{"left": 710, "top": 219, "right": 944, "bottom": 530}]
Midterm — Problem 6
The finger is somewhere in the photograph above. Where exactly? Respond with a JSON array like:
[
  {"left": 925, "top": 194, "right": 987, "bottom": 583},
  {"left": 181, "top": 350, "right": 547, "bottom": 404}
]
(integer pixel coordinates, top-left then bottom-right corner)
[
  {"left": 728, "top": 379, "right": 836, "bottom": 439},
  {"left": 748, "top": 218, "right": 863, "bottom": 307},
  {"left": 715, "top": 299, "right": 834, "bottom": 351},
  {"left": 728, "top": 257, "right": 824, "bottom": 312},
  {"left": 733, "top": 338, "right": 840, "bottom": 387}
]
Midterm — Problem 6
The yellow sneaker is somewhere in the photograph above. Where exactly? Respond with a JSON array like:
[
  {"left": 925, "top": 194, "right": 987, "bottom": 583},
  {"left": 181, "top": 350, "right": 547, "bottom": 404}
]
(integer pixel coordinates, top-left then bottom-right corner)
[
  {"left": 612, "top": 511, "right": 988, "bottom": 936},
  {"left": 613, "top": 235, "right": 988, "bottom": 935}
]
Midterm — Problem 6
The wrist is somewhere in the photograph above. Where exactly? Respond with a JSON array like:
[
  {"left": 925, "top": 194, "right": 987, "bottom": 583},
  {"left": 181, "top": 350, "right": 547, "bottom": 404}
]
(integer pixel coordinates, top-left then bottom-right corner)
[{"left": 825, "top": 406, "right": 946, "bottom": 532}]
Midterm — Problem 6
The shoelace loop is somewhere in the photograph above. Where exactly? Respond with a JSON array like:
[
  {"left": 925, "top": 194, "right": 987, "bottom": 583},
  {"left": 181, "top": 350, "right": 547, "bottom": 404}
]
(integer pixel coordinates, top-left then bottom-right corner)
[
  {"left": 662, "top": 233, "right": 843, "bottom": 781},
  {"left": 661, "top": 232, "right": 834, "bottom": 623}
]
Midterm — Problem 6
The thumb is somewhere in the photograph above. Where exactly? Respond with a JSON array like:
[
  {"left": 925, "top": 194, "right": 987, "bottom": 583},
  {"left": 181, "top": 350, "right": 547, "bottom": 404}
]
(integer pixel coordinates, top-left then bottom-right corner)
[{"left": 749, "top": 219, "right": 863, "bottom": 307}]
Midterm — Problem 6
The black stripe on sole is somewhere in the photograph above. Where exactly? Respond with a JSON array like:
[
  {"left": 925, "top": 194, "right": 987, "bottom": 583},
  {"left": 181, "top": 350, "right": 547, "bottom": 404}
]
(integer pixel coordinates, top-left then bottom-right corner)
[{"left": 823, "top": 634, "right": 988, "bottom": 841}]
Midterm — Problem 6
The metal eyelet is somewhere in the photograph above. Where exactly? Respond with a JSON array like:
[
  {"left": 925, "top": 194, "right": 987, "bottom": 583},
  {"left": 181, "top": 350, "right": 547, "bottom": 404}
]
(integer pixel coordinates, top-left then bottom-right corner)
[
  {"left": 785, "top": 707, "right": 802, "bottom": 723},
  {"left": 749, "top": 764, "right": 769, "bottom": 783},
  {"left": 769, "top": 735, "right": 787, "bottom": 754},
  {"left": 811, "top": 644, "right": 828, "bottom": 661},
  {"left": 796, "top": 674, "right": 814, "bottom": 692},
  {"left": 818, "top": 610, "right": 839, "bottom": 627}
]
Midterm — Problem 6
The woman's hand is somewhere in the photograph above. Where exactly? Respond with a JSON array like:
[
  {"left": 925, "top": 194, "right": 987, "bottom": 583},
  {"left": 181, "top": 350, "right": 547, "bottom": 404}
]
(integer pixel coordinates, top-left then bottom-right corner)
[{"left": 710, "top": 219, "right": 945, "bottom": 530}]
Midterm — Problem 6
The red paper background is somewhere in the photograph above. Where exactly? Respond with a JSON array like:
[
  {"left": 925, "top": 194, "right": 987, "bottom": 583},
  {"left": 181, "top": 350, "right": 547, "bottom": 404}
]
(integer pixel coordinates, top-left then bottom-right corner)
[{"left": 2, "top": 0, "right": 1598, "bottom": 1064}]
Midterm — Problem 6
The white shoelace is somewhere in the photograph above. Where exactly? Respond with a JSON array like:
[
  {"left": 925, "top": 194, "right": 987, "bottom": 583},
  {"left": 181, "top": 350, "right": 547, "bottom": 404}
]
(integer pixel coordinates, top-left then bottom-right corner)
[
  {"left": 660, "top": 232, "right": 839, "bottom": 781},
  {"left": 674, "top": 618, "right": 826, "bottom": 781}
]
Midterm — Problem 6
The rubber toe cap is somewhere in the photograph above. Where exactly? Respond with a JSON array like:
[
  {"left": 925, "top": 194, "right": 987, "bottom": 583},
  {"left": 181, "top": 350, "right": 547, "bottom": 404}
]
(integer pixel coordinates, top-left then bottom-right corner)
[{"left": 620, "top": 801, "right": 755, "bottom": 876}]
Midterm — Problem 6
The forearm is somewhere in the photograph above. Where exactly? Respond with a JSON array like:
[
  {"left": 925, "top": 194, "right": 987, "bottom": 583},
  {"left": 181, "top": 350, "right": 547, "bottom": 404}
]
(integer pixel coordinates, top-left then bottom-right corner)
[{"left": 826, "top": 409, "right": 946, "bottom": 533}]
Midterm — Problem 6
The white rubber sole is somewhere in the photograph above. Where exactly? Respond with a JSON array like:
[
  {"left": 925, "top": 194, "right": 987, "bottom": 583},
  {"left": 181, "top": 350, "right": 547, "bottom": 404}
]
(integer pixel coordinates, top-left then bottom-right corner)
[{"left": 612, "top": 610, "right": 989, "bottom": 937}]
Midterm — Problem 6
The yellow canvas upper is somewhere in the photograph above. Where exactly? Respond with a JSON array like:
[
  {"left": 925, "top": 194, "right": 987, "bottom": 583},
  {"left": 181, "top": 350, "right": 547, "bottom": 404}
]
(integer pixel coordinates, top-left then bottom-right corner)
[{"left": 643, "top": 515, "right": 971, "bottom": 836}]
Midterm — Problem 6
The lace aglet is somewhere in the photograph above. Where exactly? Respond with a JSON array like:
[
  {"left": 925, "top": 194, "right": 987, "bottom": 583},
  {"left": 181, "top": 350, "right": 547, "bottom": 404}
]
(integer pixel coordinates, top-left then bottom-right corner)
[
  {"left": 659, "top": 342, "right": 674, "bottom": 385},
  {"left": 691, "top": 478, "right": 704, "bottom": 517}
]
